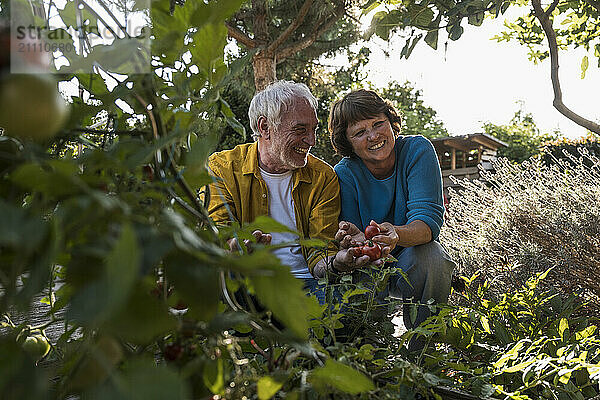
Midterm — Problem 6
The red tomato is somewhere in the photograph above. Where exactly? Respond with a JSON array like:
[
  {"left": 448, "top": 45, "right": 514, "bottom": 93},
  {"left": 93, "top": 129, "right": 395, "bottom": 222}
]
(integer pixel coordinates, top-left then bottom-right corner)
[
  {"left": 364, "top": 225, "right": 380, "bottom": 240},
  {"left": 352, "top": 246, "right": 364, "bottom": 257},
  {"left": 352, "top": 241, "right": 382, "bottom": 261},
  {"left": 361, "top": 242, "right": 382, "bottom": 260},
  {"left": 163, "top": 343, "right": 183, "bottom": 361}
]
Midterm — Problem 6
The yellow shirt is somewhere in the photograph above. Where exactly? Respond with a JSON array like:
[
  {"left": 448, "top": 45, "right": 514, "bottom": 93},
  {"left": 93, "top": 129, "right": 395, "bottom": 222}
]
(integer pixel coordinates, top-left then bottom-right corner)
[{"left": 207, "top": 142, "right": 340, "bottom": 275}]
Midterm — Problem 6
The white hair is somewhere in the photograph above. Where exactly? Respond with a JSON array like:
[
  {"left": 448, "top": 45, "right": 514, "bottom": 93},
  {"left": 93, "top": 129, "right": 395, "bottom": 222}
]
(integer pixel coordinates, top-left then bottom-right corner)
[{"left": 248, "top": 80, "right": 318, "bottom": 140}]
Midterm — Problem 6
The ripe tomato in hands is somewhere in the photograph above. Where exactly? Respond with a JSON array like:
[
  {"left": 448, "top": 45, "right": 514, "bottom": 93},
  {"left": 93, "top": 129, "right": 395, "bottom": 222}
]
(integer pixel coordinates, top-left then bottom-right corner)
[
  {"left": 361, "top": 241, "right": 382, "bottom": 260},
  {"left": 352, "top": 241, "right": 382, "bottom": 261},
  {"left": 364, "top": 225, "right": 380, "bottom": 240}
]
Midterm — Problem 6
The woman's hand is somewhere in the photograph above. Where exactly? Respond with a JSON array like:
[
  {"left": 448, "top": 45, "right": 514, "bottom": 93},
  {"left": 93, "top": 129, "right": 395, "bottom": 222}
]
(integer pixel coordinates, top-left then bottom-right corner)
[{"left": 370, "top": 221, "right": 399, "bottom": 253}]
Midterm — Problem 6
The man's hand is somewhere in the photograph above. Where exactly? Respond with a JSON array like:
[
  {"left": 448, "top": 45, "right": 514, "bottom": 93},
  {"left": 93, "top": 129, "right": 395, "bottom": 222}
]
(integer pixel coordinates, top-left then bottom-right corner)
[
  {"left": 332, "top": 247, "right": 370, "bottom": 272},
  {"left": 227, "top": 230, "right": 272, "bottom": 253},
  {"left": 335, "top": 221, "right": 365, "bottom": 249}
]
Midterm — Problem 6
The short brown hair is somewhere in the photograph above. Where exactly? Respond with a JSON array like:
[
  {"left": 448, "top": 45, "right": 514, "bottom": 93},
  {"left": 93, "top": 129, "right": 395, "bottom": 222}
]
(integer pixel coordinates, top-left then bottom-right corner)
[{"left": 328, "top": 89, "right": 402, "bottom": 158}]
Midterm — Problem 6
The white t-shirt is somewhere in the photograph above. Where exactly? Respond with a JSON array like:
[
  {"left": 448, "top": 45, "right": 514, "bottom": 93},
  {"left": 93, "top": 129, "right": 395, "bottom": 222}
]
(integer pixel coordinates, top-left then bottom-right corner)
[{"left": 259, "top": 168, "right": 312, "bottom": 279}]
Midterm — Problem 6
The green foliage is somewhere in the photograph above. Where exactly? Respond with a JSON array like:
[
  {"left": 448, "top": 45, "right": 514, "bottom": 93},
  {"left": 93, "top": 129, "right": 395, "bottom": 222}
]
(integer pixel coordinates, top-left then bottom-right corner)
[
  {"left": 367, "top": 0, "right": 600, "bottom": 70},
  {"left": 408, "top": 269, "right": 600, "bottom": 400},
  {"left": 381, "top": 81, "right": 448, "bottom": 139},
  {"left": 493, "top": 1, "right": 600, "bottom": 68},
  {"left": 542, "top": 133, "right": 600, "bottom": 164},
  {"left": 483, "top": 106, "right": 560, "bottom": 163}
]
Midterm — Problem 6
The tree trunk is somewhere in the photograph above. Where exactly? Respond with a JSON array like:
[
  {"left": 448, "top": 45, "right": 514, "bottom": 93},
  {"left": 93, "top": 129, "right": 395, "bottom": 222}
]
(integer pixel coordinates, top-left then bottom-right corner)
[
  {"left": 251, "top": 0, "right": 276, "bottom": 91},
  {"left": 252, "top": 53, "right": 276, "bottom": 91}
]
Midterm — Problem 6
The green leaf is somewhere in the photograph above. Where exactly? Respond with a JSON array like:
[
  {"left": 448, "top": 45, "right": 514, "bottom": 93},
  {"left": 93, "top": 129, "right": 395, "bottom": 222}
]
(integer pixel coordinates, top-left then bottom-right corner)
[
  {"left": 189, "top": 0, "right": 245, "bottom": 27},
  {"left": 246, "top": 215, "right": 298, "bottom": 235},
  {"left": 189, "top": 23, "right": 228, "bottom": 78},
  {"left": 448, "top": 23, "right": 464, "bottom": 41},
  {"left": 250, "top": 262, "right": 320, "bottom": 339},
  {"left": 581, "top": 55, "right": 589, "bottom": 79},
  {"left": 357, "top": 344, "right": 375, "bottom": 361},
  {"left": 409, "top": 5, "right": 434, "bottom": 26},
  {"left": 297, "top": 238, "right": 327, "bottom": 247},
  {"left": 309, "top": 359, "right": 375, "bottom": 394},
  {"left": 575, "top": 325, "right": 596, "bottom": 340},
  {"left": 468, "top": 12, "right": 485, "bottom": 26},
  {"left": 12, "top": 161, "right": 83, "bottom": 197},
  {"left": 558, "top": 368, "right": 573, "bottom": 385},
  {"left": 559, "top": 318, "right": 569, "bottom": 340},
  {"left": 104, "top": 284, "right": 177, "bottom": 344},
  {"left": 89, "top": 357, "right": 190, "bottom": 400},
  {"left": 424, "top": 29, "right": 439, "bottom": 50},
  {"left": 68, "top": 223, "right": 140, "bottom": 324},
  {"left": 409, "top": 302, "right": 418, "bottom": 325},
  {"left": 342, "top": 288, "right": 370, "bottom": 302},
  {"left": 503, "top": 360, "right": 535, "bottom": 373},
  {"left": 480, "top": 316, "right": 491, "bottom": 334},
  {"left": 165, "top": 253, "right": 220, "bottom": 321},
  {"left": 0, "top": 200, "right": 47, "bottom": 252},
  {"left": 366, "top": 11, "right": 389, "bottom": 40},
  {"left": 203, "top": 358, "right": 225, "bottom": 395},
  {"left": 257, "top": 376, "right": 285, "bottom": 400},
  {"left": 362, "top": 1, "right": 381, "bottom": 16}
]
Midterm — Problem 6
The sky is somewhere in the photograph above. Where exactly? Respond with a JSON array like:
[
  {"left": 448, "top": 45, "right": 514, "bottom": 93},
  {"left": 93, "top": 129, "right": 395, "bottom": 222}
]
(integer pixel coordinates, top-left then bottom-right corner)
[{"left": 359, "top": 7, "right": 599, "bottom": 139}]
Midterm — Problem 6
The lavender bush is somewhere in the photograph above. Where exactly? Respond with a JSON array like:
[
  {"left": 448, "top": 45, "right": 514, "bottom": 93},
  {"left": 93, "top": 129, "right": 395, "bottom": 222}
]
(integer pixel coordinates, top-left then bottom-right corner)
[{"left": 440, "top": 148, "right": 600, "bottom": 311}]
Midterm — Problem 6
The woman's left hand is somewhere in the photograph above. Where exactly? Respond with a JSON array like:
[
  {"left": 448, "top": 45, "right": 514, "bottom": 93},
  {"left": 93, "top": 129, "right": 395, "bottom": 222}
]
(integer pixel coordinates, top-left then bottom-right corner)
[{"left": 370, "top": 221, "right": 399, "bottom": 253}]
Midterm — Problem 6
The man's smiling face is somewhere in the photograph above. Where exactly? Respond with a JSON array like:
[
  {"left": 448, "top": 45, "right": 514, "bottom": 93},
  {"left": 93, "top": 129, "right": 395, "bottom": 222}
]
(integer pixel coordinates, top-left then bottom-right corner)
[{"left": 260, "top": 97, "right": 318, "bottom": 173}]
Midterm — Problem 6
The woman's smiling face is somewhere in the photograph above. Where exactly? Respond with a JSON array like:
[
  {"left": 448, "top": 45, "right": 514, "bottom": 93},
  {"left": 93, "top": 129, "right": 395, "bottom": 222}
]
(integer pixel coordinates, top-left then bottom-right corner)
[{"left": 346, "top": 113, "right": 396, "bottom": 169}]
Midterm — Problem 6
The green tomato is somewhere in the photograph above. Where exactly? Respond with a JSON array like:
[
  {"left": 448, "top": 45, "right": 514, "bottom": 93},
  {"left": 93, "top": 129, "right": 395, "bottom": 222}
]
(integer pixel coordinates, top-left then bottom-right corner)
[
  {"left": 0, "top": 74, "right": 69, "bottom": 142},
  {"left": 22, "top": 334, "right": 50, "bottom": 360}
]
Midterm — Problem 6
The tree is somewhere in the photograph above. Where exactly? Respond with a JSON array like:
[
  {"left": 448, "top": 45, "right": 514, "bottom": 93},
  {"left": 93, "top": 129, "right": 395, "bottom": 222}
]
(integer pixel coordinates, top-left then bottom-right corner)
[
  {"left": 225, "top": 0, "right": 362, "bottom": 90},
  {"left": 381, "top": 81, "right": 448, "bottom": 139},
  {"left": 366, "top": 0, "right": 600, "bottom": 134},
  {"left": 483, "top": 106, "right": 559, "bottom": 163}
]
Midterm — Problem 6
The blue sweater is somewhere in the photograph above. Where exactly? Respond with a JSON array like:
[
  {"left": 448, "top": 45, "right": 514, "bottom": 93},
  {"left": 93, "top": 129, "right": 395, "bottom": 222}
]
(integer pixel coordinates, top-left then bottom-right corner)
[{"left": 334, "top": 135, "right": 444, "bottom": 257}]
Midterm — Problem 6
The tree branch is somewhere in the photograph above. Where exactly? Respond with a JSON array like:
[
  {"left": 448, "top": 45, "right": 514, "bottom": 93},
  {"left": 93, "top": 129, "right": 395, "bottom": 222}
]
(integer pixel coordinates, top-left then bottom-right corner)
[
  {"left": 225, "top": 22, "right": 256, "bottom": 48},
  {"left": 277, "top": 3, "right": 345, "bottom": 62},
  {"left": 266, "top": 0, "right": 314, "bottom": 54},
  {"left": 531, "top": 0, "right": 600, "bottom": 134},
  {"left": 543, "top": 0, "right": 560, "bottom": 18}
]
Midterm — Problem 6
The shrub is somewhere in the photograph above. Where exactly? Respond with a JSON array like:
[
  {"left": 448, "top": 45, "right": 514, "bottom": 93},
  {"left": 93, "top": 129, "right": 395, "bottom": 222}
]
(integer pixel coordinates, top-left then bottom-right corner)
[
  {"left": 440, "top": 148, "right": 600, "bottom": 312},
  {"left": 542, "top": 133, "right": 600, "bottom": 164},
  {"left": 409, "top": 269, "right": 600, "bottom": 400}
]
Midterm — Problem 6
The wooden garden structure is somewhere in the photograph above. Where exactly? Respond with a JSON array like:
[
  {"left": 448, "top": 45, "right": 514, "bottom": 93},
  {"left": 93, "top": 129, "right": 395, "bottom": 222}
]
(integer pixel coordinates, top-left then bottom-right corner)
[{"left": 430, "top": 133, "right": 508, "bottom": 196}]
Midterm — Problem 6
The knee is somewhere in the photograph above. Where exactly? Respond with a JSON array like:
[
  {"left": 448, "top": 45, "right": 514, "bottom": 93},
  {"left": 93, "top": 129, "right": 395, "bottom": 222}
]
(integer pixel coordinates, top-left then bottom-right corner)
[{"left": 406, "top": 241, "right": 455, "bottom": 277}]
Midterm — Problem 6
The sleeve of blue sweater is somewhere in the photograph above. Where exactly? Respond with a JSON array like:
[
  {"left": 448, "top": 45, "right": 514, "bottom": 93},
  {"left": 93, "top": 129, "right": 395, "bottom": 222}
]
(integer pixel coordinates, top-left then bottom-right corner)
[
  {"left": 334, "top": 161, "right": 363, "bottom": 229},
  {"left": 404, "top": 136, "right": 445, "bottom": 240}
]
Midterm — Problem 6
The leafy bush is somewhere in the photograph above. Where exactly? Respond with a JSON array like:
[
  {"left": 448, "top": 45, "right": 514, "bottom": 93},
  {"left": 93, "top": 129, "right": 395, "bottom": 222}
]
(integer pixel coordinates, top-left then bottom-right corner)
[
  {"left": 542, "top": 134, "right": 600, "bottom": 164},
  {"left": 408, "top": 269, "right": 600, "bottom": 400},
  {"left": 482, "top": 108, "right": 559, "bottom": 163},
  {"left": 440, "top": 148, "right": 600, "bottom": 312}
]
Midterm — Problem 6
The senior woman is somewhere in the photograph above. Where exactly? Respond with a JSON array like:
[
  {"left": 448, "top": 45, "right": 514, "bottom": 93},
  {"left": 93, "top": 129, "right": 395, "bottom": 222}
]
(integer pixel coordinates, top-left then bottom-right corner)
[{"left": 326, "top": 89, "right": 455, "bottom": 350}]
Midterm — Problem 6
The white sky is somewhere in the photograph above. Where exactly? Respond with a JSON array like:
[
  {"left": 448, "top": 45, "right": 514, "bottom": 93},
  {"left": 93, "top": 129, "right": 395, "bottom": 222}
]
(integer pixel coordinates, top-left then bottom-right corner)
[{"left": 360, "top": 7, "right": 599, "bottom": 139}]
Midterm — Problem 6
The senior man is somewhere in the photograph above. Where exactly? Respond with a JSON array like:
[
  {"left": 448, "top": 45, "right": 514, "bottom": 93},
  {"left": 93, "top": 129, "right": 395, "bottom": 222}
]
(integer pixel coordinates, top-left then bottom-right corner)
[{"left": 208, "top": 80, "right": 361, "bottom": 298}]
